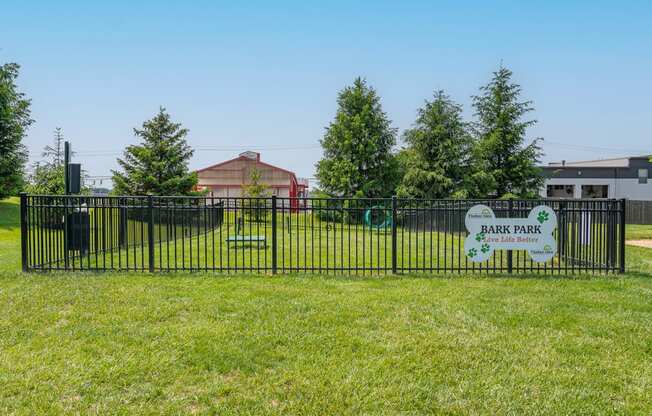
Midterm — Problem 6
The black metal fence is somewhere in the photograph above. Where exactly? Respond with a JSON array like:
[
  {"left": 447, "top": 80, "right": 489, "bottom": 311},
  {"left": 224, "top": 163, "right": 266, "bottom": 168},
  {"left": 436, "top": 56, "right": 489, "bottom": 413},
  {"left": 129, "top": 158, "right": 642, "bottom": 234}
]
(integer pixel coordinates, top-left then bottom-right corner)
[{"left": 20, "top": 194, "right": 626, "bottom": 274}]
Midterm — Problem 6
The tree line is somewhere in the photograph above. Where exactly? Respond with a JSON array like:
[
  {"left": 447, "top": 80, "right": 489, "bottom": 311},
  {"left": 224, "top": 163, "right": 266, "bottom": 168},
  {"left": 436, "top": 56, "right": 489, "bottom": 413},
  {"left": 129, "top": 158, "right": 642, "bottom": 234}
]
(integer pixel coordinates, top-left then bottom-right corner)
[
  {"left": 0, "top": 62, "right": 199, "bottom": 197},
  {"left": 316, "top": 65, "right": 544, "bottom": 200},
  {"left": 1, "top": 62, "right": 543, "bottom": 200}
]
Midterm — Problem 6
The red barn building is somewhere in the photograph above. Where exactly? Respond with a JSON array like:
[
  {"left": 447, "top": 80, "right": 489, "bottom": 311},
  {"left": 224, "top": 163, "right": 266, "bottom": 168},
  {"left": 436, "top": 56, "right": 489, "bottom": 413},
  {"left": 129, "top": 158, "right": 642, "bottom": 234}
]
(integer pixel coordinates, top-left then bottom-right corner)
[{"left": 196, "top": 151, "right": 308, "bottom": 201}]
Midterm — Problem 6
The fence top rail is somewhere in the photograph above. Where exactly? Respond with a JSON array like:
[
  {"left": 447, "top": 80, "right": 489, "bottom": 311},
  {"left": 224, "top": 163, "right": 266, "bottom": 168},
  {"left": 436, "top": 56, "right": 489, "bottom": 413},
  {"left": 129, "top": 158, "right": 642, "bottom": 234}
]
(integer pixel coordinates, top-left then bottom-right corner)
[
  {"left": 23, "top": 193, "right": 625, "bottom": 203},
  {"left": 25, "top": 194, "right": 273, "bottom": 202}
]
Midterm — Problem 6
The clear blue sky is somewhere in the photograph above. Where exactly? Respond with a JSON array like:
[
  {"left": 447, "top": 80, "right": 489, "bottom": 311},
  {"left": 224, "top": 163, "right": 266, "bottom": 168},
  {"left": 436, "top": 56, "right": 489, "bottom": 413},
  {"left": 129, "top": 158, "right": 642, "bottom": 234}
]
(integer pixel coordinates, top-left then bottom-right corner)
[{"left": 2, "top": 0, "right": 651, "bottom": 186}]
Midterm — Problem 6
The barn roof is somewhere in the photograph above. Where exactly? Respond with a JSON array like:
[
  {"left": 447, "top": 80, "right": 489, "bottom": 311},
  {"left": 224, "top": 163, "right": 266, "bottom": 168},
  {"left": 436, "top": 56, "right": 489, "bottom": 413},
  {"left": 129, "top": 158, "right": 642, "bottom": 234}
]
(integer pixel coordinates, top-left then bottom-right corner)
[{"left": 195, "top": 151, "right": 298, "bottom": 179}]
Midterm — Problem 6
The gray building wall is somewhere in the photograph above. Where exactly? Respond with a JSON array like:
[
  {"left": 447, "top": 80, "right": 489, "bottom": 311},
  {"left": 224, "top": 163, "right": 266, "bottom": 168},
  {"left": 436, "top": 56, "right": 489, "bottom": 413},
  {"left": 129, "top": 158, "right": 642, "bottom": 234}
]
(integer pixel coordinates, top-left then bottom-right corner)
[{"left": 540, "top": 157, "right": 652, "bottom": 200}]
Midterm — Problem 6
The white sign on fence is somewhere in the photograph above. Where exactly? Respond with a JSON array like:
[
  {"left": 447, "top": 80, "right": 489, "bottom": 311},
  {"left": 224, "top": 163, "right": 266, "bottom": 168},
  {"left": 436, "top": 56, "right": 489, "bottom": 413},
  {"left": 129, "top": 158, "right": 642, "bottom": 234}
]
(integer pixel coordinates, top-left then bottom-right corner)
[{"left": 464, "top": 204, "right": 557, "bottom": 263}]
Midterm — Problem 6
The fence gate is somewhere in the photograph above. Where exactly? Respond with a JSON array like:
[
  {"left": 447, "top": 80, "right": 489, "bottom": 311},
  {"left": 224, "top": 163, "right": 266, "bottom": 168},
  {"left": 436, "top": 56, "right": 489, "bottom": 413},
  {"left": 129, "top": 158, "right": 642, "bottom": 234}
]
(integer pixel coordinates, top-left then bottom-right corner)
[{"left": 20, "top": 194, "right": 626, "bottom": 274}]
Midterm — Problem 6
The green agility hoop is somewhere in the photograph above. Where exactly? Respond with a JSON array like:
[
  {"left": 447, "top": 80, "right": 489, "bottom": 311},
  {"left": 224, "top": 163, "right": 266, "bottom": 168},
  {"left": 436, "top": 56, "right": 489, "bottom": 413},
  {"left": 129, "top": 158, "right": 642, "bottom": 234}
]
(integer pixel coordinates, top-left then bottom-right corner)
[{"left": 364, "top": 206, "right": 392, "bottom": 229}]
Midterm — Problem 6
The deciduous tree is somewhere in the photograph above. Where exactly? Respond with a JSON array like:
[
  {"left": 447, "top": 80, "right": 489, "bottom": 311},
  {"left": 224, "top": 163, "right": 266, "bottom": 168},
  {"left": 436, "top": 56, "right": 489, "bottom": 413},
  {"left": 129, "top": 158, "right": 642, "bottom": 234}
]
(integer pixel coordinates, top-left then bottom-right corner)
[
  {"left": 0, "top": 63, "right": 32, "bottom": 198},
  {"left": 243, "top": 167, "right": 269, "bottom": 221}
]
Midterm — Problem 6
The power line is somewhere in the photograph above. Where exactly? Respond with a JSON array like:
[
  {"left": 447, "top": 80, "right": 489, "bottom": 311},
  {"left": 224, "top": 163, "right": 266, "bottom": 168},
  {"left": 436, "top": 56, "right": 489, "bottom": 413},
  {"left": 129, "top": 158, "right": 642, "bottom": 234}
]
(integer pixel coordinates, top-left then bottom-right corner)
[
  {"left": 68, "top": 141, "right": 652, "bottom": 157},
  {"left": 73, "top": 144, "right": 322, "bottom": 157}
]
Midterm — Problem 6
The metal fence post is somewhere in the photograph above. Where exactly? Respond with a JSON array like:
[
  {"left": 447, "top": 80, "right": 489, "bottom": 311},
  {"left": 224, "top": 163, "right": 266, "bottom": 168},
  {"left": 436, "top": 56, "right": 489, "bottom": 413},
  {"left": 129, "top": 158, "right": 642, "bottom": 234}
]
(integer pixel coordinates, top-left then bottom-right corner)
[
  {"left": 119, "top": 198, "right": 127, "bottom": 249},
  {"left": 620, "top": 198, "right": 626, "bottom": 273},
  {"left": 148, "top": 195, "right": 155, "bottom": 272},
  {"left": 391, "top": 196, "right": 397, "bottom": 274},
  {"left": 606, "top": 200, "right": 616, "bottom": 269},
  {"left": 271, "top": 195, "right": 277, "bottom": 274},
  {"left": 20, "top": 192, "right": 28, "bottom": 272},
  {"left": 507, "top": 199, "right": 513, "bottom": 274},
  {"left": 558, "top": 200, "right": 566, "bottom": 260}
]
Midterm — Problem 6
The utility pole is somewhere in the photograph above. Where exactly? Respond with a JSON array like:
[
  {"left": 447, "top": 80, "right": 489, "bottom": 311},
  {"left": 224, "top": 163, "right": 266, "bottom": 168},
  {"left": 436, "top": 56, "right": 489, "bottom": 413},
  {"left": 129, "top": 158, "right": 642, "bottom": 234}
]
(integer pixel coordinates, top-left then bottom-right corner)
[{"left": 64, "top": 141, "right": 70, "bottom": 195}]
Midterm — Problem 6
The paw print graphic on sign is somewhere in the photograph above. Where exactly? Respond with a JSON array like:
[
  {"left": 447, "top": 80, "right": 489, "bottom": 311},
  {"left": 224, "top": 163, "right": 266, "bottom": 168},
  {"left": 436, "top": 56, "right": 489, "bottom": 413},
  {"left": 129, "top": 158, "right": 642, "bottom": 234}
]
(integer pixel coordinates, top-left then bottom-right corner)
[{"left": 537, "top": 210, "right": 549, "bottom": 224}]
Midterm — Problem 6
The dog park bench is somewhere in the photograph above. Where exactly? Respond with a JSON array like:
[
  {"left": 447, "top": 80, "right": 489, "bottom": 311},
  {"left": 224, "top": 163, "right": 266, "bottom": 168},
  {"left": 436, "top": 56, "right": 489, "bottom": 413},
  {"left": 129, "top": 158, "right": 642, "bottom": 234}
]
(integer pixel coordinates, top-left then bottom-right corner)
[
  {"left": 225, "top": 217, "right": 266, "bottom": 248},
  {"left": 225, "top": 234, "right": 267, "bottom": 247}
]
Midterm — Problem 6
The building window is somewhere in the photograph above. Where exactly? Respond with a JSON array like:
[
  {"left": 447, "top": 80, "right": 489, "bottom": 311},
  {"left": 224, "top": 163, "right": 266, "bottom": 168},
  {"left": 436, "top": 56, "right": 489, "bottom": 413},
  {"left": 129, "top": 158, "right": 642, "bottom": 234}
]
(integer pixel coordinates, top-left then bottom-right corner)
[
  {"left": 639, "top": 168, "right": 648, "bottom": 184},
  {"left": 547, "top": 184, "right": 574, "bottom": 198},
  {"left": 581, "top": 185, "right": 608, "bottom": 199}
]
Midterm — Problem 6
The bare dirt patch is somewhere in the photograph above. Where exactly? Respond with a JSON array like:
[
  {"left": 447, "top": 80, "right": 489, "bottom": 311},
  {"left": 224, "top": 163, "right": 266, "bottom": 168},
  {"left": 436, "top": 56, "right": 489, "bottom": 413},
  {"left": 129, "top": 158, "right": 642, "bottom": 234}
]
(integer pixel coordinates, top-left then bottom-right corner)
[{"left": 626, "top": 240, "right": 652, "bottom": 249}]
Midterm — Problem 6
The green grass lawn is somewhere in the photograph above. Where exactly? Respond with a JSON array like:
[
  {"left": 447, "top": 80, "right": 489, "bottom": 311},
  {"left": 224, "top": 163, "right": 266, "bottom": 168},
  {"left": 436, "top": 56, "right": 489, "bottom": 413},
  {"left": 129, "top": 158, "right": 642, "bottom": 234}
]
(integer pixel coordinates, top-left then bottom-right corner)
[
  {"left": 2, "top": 197, "right": 652, "bottom": 414},
  {"left": 626, "top": 224, "right": 652, "bottom": 240},
  {"left": 0, "top": 197, "right": 21, "bottom": 272}
]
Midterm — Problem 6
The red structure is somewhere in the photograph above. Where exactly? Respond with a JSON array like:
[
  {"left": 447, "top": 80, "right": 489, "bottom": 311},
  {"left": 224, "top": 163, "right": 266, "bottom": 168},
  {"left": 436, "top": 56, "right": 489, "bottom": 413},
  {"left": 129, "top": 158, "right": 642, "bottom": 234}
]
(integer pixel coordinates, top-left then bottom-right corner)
[{"left": 196, "top": 151, "right": 308, "bottom": 209}]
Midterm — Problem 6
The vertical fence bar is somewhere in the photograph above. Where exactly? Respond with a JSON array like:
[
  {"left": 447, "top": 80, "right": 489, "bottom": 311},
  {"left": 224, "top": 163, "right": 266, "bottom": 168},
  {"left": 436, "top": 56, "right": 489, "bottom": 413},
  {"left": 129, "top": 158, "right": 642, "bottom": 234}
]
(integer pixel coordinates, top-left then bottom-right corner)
[
  {"left": 148, "top": 195, "right": 155, "bottom": 272},
  {"left": 607, "top": 201, "right": 615, "bottom": 270},
  {"left": 20, "top": 193, "right": 28, "bottom": 272},
  {"left": 558, "top": 200, "right": 565, "bottom": 272},
  {"left": 63, "top": 196, "right": 69, "bottom": 270},
  {"left": 391, "top": 196, "right": 397, "bottom": 274},
  {"left": 619, "top": 198, "right": 626, "bottom": 273},
  {"left": 507, "top": 199, "right": 513, "bottom": 274},
  {"left": 271, "top": 195, "right": 277, "bottom": 274}
]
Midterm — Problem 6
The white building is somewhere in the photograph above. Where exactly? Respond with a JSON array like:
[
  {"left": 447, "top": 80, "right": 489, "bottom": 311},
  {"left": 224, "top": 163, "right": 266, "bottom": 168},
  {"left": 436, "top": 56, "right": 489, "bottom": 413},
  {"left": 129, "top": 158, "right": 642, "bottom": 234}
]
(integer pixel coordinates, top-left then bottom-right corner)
[{"left": 540, "top": 155, "right": 652, "bottom": 200}]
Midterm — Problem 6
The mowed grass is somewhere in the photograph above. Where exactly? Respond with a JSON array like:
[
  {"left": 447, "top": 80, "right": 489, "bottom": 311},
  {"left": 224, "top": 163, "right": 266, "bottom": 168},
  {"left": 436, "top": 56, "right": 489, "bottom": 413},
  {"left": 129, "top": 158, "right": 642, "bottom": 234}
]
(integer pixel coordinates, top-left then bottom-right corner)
[
  {"left": 0, "top": 197, "right": 21, "bottom": 272},
  {"left": 626, "top": 224, "right": 652, "bottom": 240},
  {"left": 2, "top": 198, "right": 652, "bottom": 414}
]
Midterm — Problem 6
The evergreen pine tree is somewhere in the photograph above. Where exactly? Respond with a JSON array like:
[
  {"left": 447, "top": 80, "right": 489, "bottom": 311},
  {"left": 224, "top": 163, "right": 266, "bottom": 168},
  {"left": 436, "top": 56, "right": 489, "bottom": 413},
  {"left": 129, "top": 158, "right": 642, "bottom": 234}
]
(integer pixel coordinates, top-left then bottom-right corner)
[
  {"left": 42, "top": 127, "right": 66, "bottom": 167},
  {"left": 112, "top": 108, "right": 198, "bottom": 195},
  {"left": 471, "top": 65, "right": 543, "bottom": 198},
  {"left": 316, "top": 78, "right": 397, "bottom": 197},
  {"left": 397, "top": 91, "right": 472, "bottom": 199},
  {"left": 26, "top": 128, "right": 69, "bottom": 195},
  {"left": 0, "top": 63, "right": 33, "bottom": 198}
]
